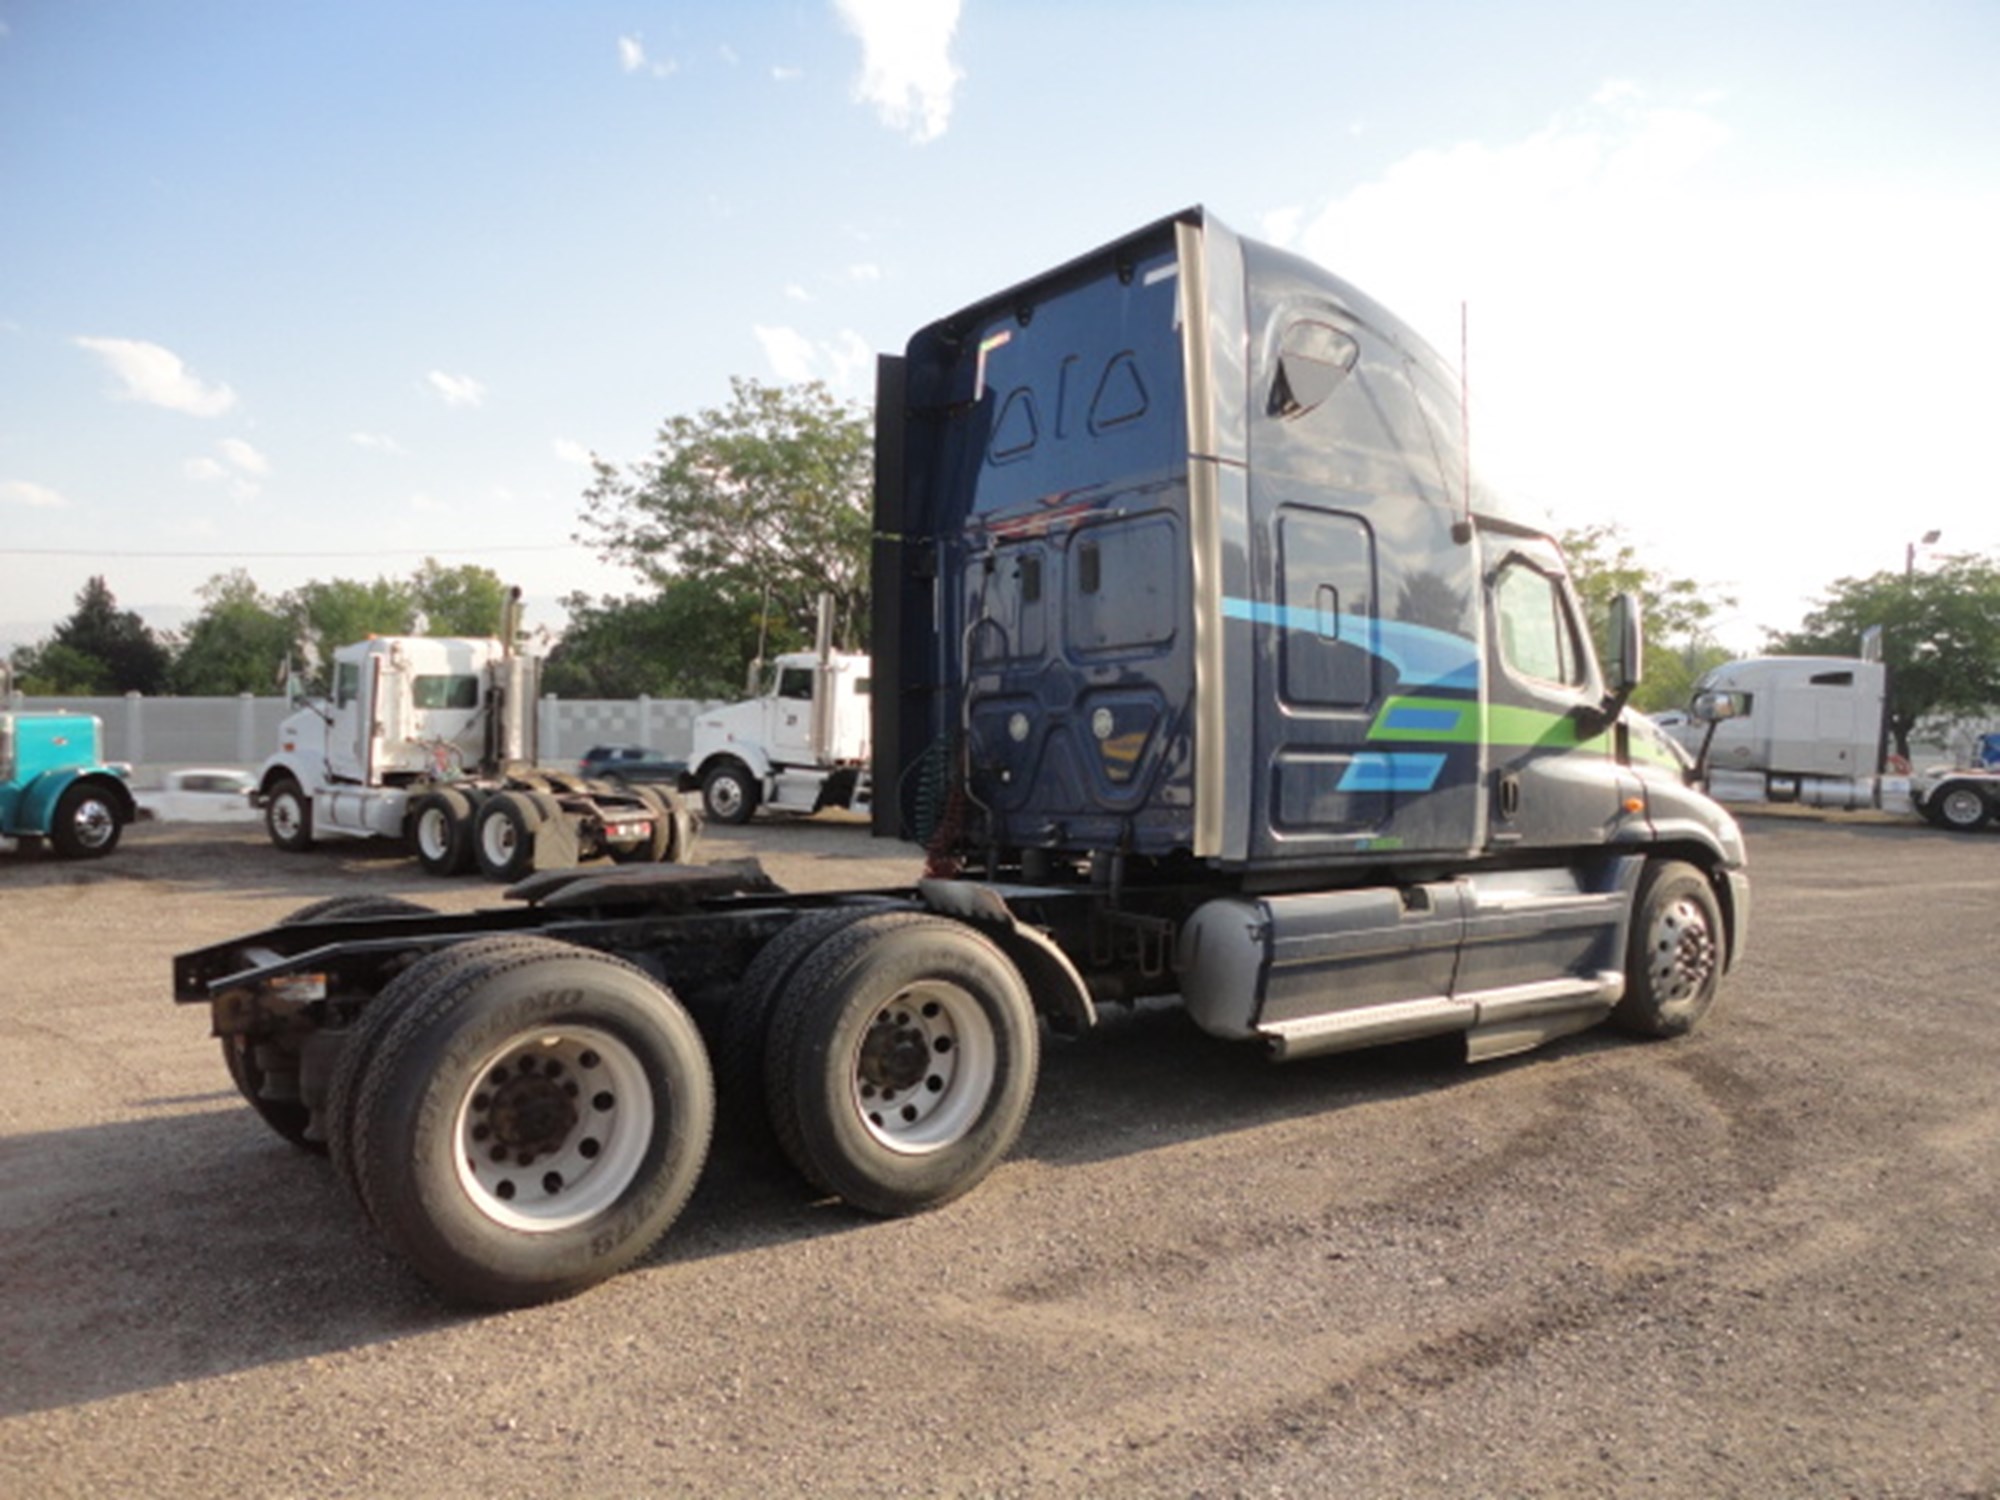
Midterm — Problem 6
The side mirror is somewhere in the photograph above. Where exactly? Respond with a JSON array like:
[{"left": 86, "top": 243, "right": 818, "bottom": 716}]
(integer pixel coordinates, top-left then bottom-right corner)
[
  {"left": 1691, "top": 690, "right": 1742, "bottom": 724},
  {"left": 1605, "top": 591, "right": 1644, "bottom": 696}
]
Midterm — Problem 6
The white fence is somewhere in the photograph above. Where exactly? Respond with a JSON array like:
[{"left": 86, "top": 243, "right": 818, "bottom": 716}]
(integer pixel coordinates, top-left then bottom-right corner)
[{"left": 6, "top": 692, "right": 713, "bottom": 783}]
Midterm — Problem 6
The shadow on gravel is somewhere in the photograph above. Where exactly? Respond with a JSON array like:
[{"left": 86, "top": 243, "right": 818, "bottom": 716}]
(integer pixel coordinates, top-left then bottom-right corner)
[{"left": 0, "top": 994, "right": 1627, "bottom": 1419}]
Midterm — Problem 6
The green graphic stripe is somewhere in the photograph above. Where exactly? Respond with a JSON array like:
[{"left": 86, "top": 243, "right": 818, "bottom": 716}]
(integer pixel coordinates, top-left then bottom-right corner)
[{"left": 1366, "top": 694, "right": 1679, "bottom": 767}]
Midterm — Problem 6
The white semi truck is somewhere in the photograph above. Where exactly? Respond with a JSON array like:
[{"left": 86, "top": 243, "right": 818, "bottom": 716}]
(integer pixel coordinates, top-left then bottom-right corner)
[
  {"left": 1664, "top": 655, "right": 1903, "bottom": 811},
  {"left": 257, "top": 603, "right": 698, "bottom": 879},
  {"left": 1662, "top": 653, "right": 2000, "bottom": 827},
  {"left": 687, "top": 606, "right": 871, "bottom": 824}
]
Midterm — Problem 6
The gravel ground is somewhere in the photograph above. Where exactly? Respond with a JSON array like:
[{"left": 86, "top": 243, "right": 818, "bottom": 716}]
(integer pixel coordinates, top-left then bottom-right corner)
[{"left": 2, "top": 813, "right": 1997, "bottom": 1498}]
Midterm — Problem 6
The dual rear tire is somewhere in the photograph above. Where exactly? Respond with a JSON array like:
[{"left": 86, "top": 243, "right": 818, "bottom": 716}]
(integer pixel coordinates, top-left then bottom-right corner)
[{"left": 340, "top": 937, "right": 714, "bottom": 1307}]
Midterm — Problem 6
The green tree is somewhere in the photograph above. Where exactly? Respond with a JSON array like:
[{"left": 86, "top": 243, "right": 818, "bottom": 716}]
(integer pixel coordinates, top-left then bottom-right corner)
[
  {"left": 1560, "top": 524, "right": 1735, "bottom": 713},
  {"left": 543, "top": 580, "right": 767, "bottom": 701},
  {"left": 410, "top": 559, "right": 510, "bottom": 638},
  {"left": 288, "top": 576, "right": 417, "bottom": 690},
  {"left": 169, "top": 570, "right": 297, "bottom": 695},
  {"left": 8, "top": 640, "right": 115, "bottom": 695},
  {"left": 9, "top": 576, "right": 172, "bottom": 693},
  {"left": 1766, "top": 553, "right": 2000, "bottom": 760},
  {"left": 577, "top": 378, "right": 872, "bottom": 691}
]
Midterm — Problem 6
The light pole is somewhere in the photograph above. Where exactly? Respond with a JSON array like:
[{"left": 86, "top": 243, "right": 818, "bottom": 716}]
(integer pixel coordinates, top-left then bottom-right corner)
[{"left": 1906, "top": 529, "right": 1941, "bottom": 578}]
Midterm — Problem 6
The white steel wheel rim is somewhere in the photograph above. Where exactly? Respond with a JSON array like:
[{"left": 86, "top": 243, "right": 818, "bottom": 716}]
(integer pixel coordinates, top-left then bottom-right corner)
[
  {"left": 71, "top": 797, "right": 116, "bottom": 849},
  {"left": 271, "top": 795, "right": 304, "bottom": 840},
  {"left": 849, "top": 979, "right": 997, "bottom": 1155},
  {"left": 1942, "top": 788, "right": 1985, "bottom": 825},
  {"left": 1648, "top": 895, "right": 1717, "bottom": 1004},
  {"left": 416, "top": 806, "right": 452, "bottom": 860},
  {"left": 480, "top": 812, "right": 518, "bottom": 866},
  {"left": 710, "top": 776, "right": 744, "bottom": 819},
  {"left": 453, "top": 1023, "right": 654, "bottom": 1232}
]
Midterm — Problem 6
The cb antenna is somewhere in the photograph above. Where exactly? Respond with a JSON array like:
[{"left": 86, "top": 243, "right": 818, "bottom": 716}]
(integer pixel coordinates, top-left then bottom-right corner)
[{"left": 1453, "top": 300, "right": 1474, "bottom": 543}]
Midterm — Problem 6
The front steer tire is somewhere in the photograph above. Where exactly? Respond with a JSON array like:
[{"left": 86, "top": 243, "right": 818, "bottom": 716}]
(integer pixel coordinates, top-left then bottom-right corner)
[
  {"left": 702, "top": 760, "right": 760, "bottom": 825},
  {"left": 265, "top": 775, "right": 314, "bottom": 852},
  {"left": 1610, "top": 860, "right": 1725, "bottom": 1039},
  {"left": 49, "top": 781, "right": 123, "bottom": 858},
  {"left": 763, "top": 912, "right": 1038, "bottom": 1218},
  {"left": 348, "top": 937, "right": 714, "bottom": 1307}
]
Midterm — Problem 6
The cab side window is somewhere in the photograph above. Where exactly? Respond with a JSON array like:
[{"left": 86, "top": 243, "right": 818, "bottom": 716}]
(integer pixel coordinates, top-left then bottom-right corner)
[{"left": 1495, "top": 559, "right": 1585, "bottom": 689}]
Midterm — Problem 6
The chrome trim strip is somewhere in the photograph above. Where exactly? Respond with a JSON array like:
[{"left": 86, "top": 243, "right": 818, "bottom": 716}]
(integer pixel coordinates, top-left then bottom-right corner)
[{"left": 1177, "top": 217, "right": 1225, "bottom": 860}]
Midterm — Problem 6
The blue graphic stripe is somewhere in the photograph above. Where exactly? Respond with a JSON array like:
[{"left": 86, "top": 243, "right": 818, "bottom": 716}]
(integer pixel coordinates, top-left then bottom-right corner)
[
  {"left": 1221, "top": 597, "right": 1479, "bottom": 691},
  {"left": 1381, "top": 703, "right": 1464, "bottom": 734},
  {"left": 1336, "top": 752, "right": 1448, "bottom": 793}
]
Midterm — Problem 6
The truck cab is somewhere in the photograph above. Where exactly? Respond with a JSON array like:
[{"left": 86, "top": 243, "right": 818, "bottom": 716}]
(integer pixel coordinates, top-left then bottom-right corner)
[
  {"left": 876, "top": 205, "right": 1746, "bottom": 1059},
  {"left": 688, "top": 649, "right": 871, "bottom": 823},
  {"left": 0, "top": 708, "right": 135, "bottom": 857},
  {"left": 278, "top": 636, "right": 518, "bottom": 791}
]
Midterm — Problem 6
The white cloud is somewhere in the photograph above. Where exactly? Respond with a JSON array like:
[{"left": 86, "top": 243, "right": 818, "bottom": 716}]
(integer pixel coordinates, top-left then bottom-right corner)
[
  {"left": 184, "top": 438, "right": 267, "bottom": 499},
  {"left": 824, "top": 329, "right": 874, "bottom": 391},
  {"left": 754, "top": 325, "right": 819, "bottom": 383},
  {"left": 718, "top": 44, "right": 740, "bottom": 66},
  {"left": 74, "top": 336, "right": 236, "bottom": 417},
  {"left": 753, "top": 324, "right": 875, "bottom": 392},
  {"left": 427, "top": 370, "right": 487, "bottom": 409},
  {"left": 1, "top": 479, "right": 67, "bottom": 508},
  {"left": 773, "top": 65, "right": 803, "bottom": 83},
  {"left": 1282, "top": 84, "right": 2000, "bottom": 643},
  {"left": 350, "top": 431, "right": 405, "bottom": 454},
  {"left": 847, "top": 263, "right": 882, "bottom": 283},
  {"left": 834, "top": 0, "right": 963, "bottom": 144},
  {"left": 618, "top": 34, "right": 677, "bottom": 78},
  {"left": 1259, "top": 206, "right": 1304, "bottom": 248},
  {"left": 784, "top": 283, "right": 812, "bottom": 303},
  {"left": 553, "top": 437, "right": 594, "bottom": 466},
  {"left": 217, "top": 437, "right": 269, "bottom": 477}
]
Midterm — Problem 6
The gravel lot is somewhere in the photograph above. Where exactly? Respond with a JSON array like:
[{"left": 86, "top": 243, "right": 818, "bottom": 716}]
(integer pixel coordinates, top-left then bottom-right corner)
[{"left": 3, "top": 813, "right": 1997, "bottom": 1497}]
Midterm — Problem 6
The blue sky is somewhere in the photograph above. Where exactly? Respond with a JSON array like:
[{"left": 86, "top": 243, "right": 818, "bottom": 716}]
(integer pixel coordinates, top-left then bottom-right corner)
[{"left": 3, "top": 0, "right": 1997, "bottom": 658}]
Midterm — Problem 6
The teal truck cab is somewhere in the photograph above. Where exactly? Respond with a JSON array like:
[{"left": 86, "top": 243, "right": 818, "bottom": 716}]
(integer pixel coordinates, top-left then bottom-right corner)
[
  {"left": 0, "top": 699, "right": 135, "bottom": 858},
  {"left": 172, "top": 207, "right": 1747, "bottom": 1306}
]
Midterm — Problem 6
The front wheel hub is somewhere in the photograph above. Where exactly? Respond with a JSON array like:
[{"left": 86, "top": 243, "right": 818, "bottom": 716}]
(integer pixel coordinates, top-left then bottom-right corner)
[{"left": 1649, "top": 898, "right": 1717, "bottom": 1002}]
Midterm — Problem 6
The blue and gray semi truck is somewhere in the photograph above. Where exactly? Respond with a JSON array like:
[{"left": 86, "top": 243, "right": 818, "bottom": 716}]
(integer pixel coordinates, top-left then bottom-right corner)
[{"left": 172, "top": 208, "right": 1748, "bottom": 1306}]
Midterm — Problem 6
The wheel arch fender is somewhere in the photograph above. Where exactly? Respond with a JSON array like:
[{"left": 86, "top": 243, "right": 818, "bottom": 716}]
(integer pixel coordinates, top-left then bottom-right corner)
[
  {"left": 257, "top": 755, "right": 319, "bottom": 802},
  {"left": 916, "top": 878, "right": 1098, "bottom": 1035},
  {"left": 1643, "top": 836, "right": 1751, "bottom": 976},
  {"left": 696, "top": 745, "right": 773, "bottom": 792},
  {"left": 20, "top": 769, "right": 135, "bottom": 830}
]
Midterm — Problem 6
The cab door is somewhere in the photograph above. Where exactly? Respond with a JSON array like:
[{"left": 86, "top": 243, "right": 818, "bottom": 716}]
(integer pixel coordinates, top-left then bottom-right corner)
[
  {"left": 767, "top": 663, "right": 818, "bottom": 765},
  {"left": 325, "top": 654, "right": 381, "bottom": 785},
  {"left": 1481, "top": 535, "right": 1627, "bottom": 850}
]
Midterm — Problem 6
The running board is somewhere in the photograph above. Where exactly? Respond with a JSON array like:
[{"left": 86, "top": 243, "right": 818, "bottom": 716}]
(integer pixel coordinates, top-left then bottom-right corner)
[{"left": 1258, "top": 971, "right": 1623, "bottom": 1062}]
